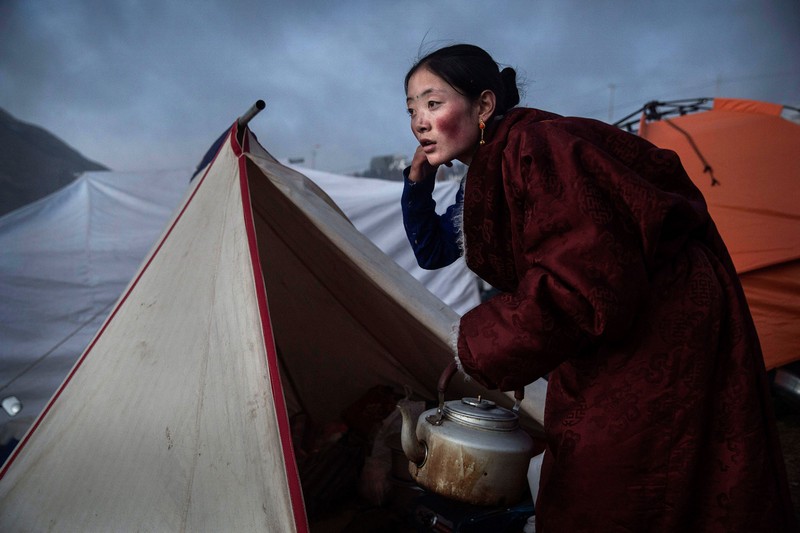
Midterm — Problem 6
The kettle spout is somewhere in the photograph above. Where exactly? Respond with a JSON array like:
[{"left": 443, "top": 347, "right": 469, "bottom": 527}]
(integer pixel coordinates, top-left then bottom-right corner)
[{"left": 397, "top": 402, "right": 426, "bottom": 466}]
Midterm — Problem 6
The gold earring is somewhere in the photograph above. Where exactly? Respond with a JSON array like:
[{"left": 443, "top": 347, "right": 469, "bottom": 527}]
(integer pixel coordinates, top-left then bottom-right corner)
[{"left": 479, "top": 119, "right": 486, "bottom": 145}]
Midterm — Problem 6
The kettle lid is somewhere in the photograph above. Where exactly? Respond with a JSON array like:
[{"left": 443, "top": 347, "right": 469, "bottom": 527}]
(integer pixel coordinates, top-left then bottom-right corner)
[{"left": 443, "top": 397, "right": 519, "bottom": 431}]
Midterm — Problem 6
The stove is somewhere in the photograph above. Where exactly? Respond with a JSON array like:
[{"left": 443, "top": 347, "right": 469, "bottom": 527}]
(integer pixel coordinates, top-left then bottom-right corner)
[{"left": 409, "top": 491, "right": 534, "bottom": 532}]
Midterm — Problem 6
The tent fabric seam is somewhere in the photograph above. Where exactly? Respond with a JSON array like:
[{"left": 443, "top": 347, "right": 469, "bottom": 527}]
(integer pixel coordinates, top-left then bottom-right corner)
[{"left": 236, "top": 127, "right": 309, "bottom": 532}]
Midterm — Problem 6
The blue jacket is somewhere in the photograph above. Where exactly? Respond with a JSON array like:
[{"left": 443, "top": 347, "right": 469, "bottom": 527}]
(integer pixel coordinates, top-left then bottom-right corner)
[{"left": 400, "top": 167, "right": 464, "bottom": 269}]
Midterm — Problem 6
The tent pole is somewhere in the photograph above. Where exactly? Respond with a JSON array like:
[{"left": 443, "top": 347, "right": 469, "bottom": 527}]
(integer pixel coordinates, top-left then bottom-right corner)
[
  {"left": 238, "top": 100, "right": 266, "bottom": 128},
  {"left": 237, "top": 100, "right": 266, "bottom": 143}
]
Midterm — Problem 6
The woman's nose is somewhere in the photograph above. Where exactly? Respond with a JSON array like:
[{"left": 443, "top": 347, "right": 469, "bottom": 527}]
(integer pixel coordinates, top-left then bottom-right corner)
[{"left": 413, "top": 114, "right": 430, "bottom": 133}]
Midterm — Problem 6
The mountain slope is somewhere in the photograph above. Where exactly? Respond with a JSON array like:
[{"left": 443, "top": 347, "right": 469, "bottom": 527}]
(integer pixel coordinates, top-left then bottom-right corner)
[{"left": 0, "top": 107, "right": 108, "bottom": 216}]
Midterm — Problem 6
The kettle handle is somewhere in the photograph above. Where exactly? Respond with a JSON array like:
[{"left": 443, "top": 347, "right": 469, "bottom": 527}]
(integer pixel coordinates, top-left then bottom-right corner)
[
  {"left": 437, "top": 360, "right": 459, "bottom": 399},
  {"left": 435, "top": 360, "right": 526, "bottom": 417},
  {"left": 429, "top": 361, "right": 458, "bottom": 425}
]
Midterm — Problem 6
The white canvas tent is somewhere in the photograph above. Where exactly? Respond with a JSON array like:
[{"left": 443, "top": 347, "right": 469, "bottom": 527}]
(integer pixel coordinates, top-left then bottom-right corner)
[
  {"left": 0, "top": 123, "right": 545, "bottom": 531},
  {"left": 0, "top": 140, "right": 481, "bottom": 450}
]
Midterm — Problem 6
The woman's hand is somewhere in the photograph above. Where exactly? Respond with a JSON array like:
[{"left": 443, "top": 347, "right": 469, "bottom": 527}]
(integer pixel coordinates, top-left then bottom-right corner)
[{"left": 408, "top": 145, "right": 451, "bottom": 183}]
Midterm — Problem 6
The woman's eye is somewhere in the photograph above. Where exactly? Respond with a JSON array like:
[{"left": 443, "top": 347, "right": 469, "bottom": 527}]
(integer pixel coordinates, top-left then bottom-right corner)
[
  {"left": 428, "top": 101, "right": 440, "bottom": 109},
  {"left": 407, "top": 108, "right": 415, "bottom": 117}
]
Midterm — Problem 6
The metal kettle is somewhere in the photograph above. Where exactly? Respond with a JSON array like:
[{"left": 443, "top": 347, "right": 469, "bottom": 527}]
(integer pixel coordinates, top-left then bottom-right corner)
[{"left": 397, "top": 362, "right": 535, "bottom": 507}]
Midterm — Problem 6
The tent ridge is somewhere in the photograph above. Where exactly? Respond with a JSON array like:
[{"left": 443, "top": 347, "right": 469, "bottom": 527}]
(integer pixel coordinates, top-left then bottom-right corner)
[{"left": 237, "top": 131, "right": 308, "bottom": 533}]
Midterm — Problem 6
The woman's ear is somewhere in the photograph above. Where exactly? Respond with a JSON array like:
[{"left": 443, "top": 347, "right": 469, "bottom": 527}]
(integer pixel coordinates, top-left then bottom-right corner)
[{"left": 478, "top": 90, "right": 497, "bottom": 121}]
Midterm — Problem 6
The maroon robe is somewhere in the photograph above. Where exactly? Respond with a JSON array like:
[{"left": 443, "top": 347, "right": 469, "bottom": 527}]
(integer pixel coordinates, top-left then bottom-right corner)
[{"left": 456, "top": 108, "right": 796, "bottom": 532}]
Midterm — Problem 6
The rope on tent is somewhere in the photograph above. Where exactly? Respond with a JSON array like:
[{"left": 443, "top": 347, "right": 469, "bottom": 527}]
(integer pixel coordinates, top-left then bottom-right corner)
[
  {"left": 0, "top": 300, "right": 116, "bottom": 395},
  {"left": 663, "top": 118, "right": 721, "bottom": 187}
]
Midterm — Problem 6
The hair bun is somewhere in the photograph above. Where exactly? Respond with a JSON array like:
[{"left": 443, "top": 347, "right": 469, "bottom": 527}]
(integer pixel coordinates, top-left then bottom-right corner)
[{"left": 500, "top": 67, "right": 520, "bottom": 111}]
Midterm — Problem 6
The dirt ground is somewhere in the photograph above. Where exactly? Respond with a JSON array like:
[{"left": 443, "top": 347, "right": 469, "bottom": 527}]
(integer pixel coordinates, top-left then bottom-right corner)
[{"left": 774, "top": 392, "right": 800, "bottom": 524}]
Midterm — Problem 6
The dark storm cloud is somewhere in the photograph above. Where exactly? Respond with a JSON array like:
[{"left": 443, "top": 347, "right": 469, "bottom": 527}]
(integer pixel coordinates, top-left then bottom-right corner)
[{"left": 1, "top": 0, "right": 798, "bottom": 173}]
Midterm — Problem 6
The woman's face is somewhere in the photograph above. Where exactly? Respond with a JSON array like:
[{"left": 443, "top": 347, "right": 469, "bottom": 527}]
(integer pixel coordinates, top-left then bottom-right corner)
[{"left": 406, "top": 67, "right": 482, "bottom": 166}]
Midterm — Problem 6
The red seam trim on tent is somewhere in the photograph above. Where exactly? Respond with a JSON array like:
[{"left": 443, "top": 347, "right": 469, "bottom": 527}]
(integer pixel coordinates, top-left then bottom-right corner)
[
  {"left": 236, "top": 130, "right": 309, "bottom": 533},
  {"left": 0, "top": 124, "right": 238, "bottom": 480}
]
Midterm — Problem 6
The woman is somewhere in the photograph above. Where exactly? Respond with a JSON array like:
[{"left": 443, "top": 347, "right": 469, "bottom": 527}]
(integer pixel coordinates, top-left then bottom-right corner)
[{"left": 401, "top": 44, "right": 795, "bottom": 532}]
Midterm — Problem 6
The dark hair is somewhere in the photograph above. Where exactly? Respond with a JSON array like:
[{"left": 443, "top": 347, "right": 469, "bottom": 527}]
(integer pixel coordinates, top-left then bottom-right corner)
[{"left": 404, "top": 44, "right": 520, "bottom": 117}]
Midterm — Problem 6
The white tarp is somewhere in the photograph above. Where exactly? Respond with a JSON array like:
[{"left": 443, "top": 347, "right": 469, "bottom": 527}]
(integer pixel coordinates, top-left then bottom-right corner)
[{"left": 0, "top": 169, "right": 190, "bottom": 445}]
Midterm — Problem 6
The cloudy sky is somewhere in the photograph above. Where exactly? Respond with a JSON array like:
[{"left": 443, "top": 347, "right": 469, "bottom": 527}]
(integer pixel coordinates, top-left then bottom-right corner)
[{"left": 2, "top": 0, "right": 798, "bottom": 175}]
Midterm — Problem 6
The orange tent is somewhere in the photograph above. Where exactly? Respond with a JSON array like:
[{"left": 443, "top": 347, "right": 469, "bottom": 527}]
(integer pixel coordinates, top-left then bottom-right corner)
[{"left": 633, "top": 98, "right": 800, "bottom": 370}]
